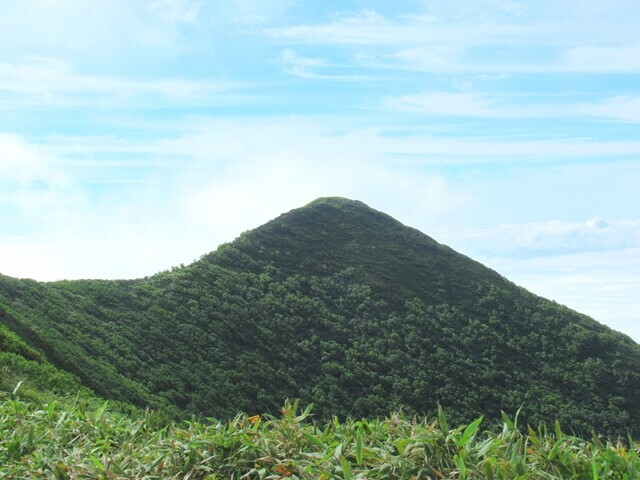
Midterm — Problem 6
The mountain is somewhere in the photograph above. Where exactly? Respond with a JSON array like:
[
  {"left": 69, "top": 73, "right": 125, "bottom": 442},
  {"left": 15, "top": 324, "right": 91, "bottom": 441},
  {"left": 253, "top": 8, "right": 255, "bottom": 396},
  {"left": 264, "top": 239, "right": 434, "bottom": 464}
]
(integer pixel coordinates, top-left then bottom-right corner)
[{"left": 1, "top": 197, "right": 639, "bottom": 435}]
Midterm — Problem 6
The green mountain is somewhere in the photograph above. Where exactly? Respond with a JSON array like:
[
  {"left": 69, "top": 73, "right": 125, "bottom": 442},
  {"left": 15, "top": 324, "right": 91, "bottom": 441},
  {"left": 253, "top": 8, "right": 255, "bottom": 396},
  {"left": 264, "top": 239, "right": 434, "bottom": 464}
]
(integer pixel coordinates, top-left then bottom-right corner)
[{"left": 1, "top": 197, "right": 639, "bottom": 435}]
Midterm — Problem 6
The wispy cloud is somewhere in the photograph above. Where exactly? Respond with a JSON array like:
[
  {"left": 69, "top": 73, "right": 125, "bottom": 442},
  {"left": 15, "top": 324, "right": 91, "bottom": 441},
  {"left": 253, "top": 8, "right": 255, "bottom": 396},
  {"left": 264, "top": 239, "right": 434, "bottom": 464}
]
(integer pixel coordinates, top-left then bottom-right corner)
[
  {"left": 418, "top": 0, "right": 527, "bottom": 21},
  {"left": 382, "top": 137, "right": 640, "bottom": 161},
  {"left": 0, "top": 0, "right": 186, "bottom": 64},
  {"left": 381, "top": 90, "right": 640, "bottom": 123},
  {"left": 0, "top": 134, "right": 67, "bottom": 189},
  {"left": 278, "top": 49, "right": 330, "bottom": 78},
  {"left": 577, "top": 95, "right": 640, "bottom": 123},
  {"left": 147, "top": 0, "right": 203, "bottom": 23},
  {"left": 0, "top": 58, "right": 242, "bottom": 107},
  {"left": 277, "top": 49, "right": 374, "bottom": 80},
  {"left": 267, "top": 8, "right": 640, "bottom": 74},
  {"left": 0, "top": 134, "right": 82, "bottom": 248},
  {"left": 220, "top": 0, "right": 294, "bottom": 25},
  {"left": 449, "top": 218, "right": 640, "bottom": 258},
  {"left": 562, "top": 42, "right": 640, "bottom": 72},
  {"left": 267, "top": 10, "right": 524, "bottom": 47},
  {"left": 36, "top": 117, "right": 640, "bottom": 167},
  {"left": 383, "top": 92, "right": 497, "bottom": 117}
]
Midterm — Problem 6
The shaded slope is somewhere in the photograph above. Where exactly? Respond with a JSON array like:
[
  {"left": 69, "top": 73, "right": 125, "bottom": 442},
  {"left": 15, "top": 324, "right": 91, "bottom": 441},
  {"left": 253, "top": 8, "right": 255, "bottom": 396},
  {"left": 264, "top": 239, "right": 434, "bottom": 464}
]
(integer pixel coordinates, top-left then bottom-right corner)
[
  {"left": 1, "top": 197, "right": 640, "bottom": 435},
  {"left": 0, "top": 275, "right": 173, "bottom": 411}
]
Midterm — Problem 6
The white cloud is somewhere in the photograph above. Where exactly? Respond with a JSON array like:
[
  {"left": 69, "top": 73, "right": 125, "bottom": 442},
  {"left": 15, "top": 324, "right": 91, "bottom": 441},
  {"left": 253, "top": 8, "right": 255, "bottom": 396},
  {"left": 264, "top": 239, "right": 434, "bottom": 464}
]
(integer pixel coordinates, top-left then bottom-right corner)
[
  {"left": 0, "top": 58, "right": 240, "bottom": 107},
  {"left": 220, "top": 0, "right": 293, "bottom": 25},
  {"left": 382, "top": 136, "right": 640, "bottom": 160},
  {"left": 269, "top": 13, "right": 540, "bottom": 72},
  {"left": 277, "top": 49, "right": 373, "bottom": 80},
  {"left": 383, "top": 91, "right": 496, "bottom": 117},
  {"left": 147, "top": 0, "right": 202, "bottom": 23},
  {"left": 0, "top": 134, "right": 45, "bottom": 182},
  {"left": 390, "top": 46, "right": 463, "bottom": 72},
  {"left": 171, "top": 119, "right": 476, "bottom": 232},
  {"left": 267, "top": 9, "right": 536, "bottom": 48},
  {"left": 447, "top": 218, "right": 640, "bottom": 258},
  {"left": 278, "top": 49, "right": 330, "bottom": 78},
  {"left": 578, "top": 95, "right": 640, "bottom": 123},
  {"left": 386, "top": 41, "right": 640, "bottom": 74},
  {"left": 562, "top": 42, "right": 640, "bottom": 73},
  {"left": 268, "top": 10, "right": 399, "bottom": 45},
  {"left": 381, "top": 90, "right": 640, "bottom": 123},
  {"left": 419, "top": 0, "right": 527, "bottom": 20},
  {"left": 267, "top": 7, "right": 640, "bottom": 74},
  {"left": 0, "top": 122, "right": 478, "bottom": 281},
  {"left": 0, "top": 0, "right": 187, "bottom": 65},
  {"left": 0, "top": 133, "right": 67, "bottom": 191}
]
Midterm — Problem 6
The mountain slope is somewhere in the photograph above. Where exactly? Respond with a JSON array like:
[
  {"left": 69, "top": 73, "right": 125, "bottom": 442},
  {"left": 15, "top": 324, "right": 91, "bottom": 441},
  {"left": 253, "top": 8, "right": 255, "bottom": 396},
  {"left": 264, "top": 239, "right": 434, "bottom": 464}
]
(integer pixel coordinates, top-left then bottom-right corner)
[{"left": 1, "top": 197, "right": 639, "bottom": 435}]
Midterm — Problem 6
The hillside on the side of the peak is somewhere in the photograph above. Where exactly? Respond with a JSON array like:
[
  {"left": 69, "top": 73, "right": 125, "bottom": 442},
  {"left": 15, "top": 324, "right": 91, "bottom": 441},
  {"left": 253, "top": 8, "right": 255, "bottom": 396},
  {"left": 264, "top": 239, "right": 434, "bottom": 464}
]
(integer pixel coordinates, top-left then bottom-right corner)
[{"left": 1, "top": 197, "right": 640, "bottom": 436}]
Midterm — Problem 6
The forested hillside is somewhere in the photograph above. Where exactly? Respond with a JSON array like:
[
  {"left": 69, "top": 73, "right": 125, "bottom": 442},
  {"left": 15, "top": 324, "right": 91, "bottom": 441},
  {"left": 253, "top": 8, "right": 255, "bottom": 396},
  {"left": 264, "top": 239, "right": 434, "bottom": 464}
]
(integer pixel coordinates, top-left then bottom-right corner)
[{"left": 1, "top": 197, "right": 639, "bottom": 436}]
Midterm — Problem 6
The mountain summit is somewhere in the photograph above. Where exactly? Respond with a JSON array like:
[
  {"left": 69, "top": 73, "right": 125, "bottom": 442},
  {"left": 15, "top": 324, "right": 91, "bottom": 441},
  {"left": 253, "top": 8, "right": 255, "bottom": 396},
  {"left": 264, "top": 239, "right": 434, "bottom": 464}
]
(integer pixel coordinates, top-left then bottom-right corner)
[
  {"left": 220, "top": 197, "right": 504, "bottom": 307},
  {"left": 1, "top": 198, "right": 639, "bottom": 435}
]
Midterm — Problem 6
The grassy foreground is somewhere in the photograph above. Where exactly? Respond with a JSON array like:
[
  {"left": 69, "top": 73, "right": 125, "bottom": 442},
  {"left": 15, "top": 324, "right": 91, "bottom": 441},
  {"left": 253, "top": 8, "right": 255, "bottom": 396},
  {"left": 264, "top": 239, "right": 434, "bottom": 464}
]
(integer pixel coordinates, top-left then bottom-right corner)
[{"left": 1, "top": 394, "right": 637, "bottom": 480}]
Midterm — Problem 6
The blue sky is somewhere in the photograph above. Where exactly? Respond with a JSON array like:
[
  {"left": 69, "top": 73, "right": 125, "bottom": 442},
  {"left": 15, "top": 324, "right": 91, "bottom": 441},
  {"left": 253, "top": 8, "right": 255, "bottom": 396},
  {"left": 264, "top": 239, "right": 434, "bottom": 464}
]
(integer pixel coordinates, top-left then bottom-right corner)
[{"left": 1, "top": 0, "right": 639, "bottom": 340}]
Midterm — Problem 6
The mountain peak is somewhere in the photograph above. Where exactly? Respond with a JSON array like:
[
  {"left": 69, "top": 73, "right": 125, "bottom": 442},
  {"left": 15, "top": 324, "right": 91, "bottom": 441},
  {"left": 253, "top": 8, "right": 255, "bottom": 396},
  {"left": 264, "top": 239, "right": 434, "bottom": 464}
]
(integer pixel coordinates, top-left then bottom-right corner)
[
  {"left": 299, "top": 197, "right": 389, "bottom": 221},
  {"left": 304, "top": 196, "right": 368, "bottom": 209},
  {"left": 287, "top": 196, "right": 401, "bottom": 227},
  {"left": 219, "top": 196, "right": 499, "bottom": 310},
  {"left": 3, "top": 198, "right": 640, "bottom": 436}
]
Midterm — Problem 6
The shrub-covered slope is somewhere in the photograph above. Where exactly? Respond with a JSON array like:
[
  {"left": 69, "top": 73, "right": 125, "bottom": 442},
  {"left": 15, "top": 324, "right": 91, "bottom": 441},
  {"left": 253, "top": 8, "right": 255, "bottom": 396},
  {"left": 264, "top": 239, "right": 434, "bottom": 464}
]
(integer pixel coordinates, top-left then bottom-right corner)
[{"left": 1, "top": 197, "right": 639, "bottom": 435}]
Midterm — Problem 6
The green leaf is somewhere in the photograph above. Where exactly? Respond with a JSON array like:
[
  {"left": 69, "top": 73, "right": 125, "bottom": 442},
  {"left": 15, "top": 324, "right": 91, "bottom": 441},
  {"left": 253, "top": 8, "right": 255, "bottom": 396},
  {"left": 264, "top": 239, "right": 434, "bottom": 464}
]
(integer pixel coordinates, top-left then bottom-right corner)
[
  {"left": 298, "top": 402, "right": 314, "bottom": 420},
  {"left": 437, "top": 405, "right": 449, "bottom": 435},
  {"left": 483, "top": 460, "right": 495, "bottom": 480},
  {"left": 355, "top": 426, "right": 363, "bottom": 465},
  {"left": 458, "top": 416, "right": 483, "bottom": 447},
  {"left": 334, "top": 443, "right": 343, "bottom": 460},
  {"left": 454, "top": 454, "right": 467, "bottom": 479},
  {"left": 554, "top": 421, "right": 563, "bottom": 440},
  {"left": 340, "top": 455, "right": 353, "bottom": 480},
  {"left": 303, "top": 432, "right": 325, "bottom": 449},
  {"left": 501, "top": 411, "right": 515, "bottom": 432},
  {"left": 94, "top": 401, "right": 109, "bottom": 422},
  {"left": 88, "top": 455, "right": 105, "bottom": 472},
  {"left": 591, "top": 459, "right": 598, "bottom": 480},
  {"left": 47, "top": 401, "right": 56, "bottom": 421},
  {"left": 111, "top": 461, "right": 126, "bottom": 475},
  {"left": 395, "top": 438, "right": 411, "bottom": 455}
]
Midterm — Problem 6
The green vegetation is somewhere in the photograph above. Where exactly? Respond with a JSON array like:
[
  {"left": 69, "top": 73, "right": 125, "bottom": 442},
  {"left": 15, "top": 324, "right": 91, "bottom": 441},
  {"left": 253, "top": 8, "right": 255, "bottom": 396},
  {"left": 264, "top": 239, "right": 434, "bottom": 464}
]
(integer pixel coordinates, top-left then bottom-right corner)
[
  {"left": 1, "top": 197, "right": 640, "bottom": 437},
  {"left": 1, "top": 395, "right": 638, "bottom": 479},
  {"left": 1, "top": 318, "right": 94, "bottom": 406}
]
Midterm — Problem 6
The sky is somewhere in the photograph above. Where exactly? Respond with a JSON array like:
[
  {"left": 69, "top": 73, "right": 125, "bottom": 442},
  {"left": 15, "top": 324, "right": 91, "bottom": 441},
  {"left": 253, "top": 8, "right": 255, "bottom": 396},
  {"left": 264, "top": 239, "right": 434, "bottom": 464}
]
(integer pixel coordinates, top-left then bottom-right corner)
[{"left": 1, "top": 0, "right": 639, "bottom": 341}]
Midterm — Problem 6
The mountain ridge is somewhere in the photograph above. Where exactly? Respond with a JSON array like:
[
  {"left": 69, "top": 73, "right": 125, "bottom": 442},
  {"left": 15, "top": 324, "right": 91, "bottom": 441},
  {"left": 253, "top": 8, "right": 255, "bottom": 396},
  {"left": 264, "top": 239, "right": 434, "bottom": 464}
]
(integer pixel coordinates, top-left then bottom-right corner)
[{"left": 1, "top": 197, "right": 639, "bottom": 435}]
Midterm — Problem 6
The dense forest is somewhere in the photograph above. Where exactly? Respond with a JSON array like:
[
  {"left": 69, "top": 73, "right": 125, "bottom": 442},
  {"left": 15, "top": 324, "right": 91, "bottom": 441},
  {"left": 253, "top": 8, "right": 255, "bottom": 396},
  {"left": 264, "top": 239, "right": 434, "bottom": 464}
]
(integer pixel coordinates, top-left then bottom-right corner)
[{"left": 1, "top": 197, "right": 640, "bottom": 437}]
